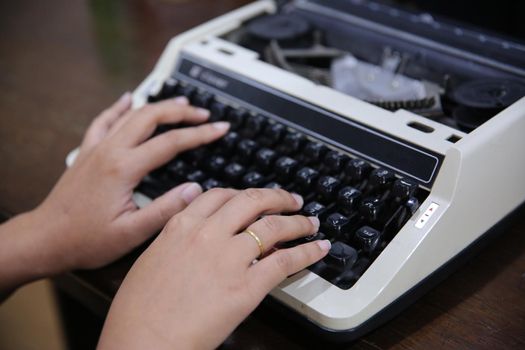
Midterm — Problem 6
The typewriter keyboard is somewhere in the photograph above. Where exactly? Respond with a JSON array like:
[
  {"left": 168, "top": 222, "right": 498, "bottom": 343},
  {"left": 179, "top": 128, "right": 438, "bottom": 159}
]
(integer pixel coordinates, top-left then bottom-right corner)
[{"left": 140, "top": 79, "right": 429, "bottom": 290}]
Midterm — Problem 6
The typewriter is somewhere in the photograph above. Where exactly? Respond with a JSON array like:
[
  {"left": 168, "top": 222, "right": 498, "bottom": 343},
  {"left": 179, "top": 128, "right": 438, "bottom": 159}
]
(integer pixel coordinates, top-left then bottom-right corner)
[{"left": 68, "top": 0, "right": 525, "bottom": 342}]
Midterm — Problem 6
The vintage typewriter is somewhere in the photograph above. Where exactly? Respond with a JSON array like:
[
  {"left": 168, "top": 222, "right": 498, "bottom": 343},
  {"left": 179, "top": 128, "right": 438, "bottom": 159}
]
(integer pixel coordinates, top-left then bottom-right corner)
[{"left": 68, "top": 0, "right": 525, "bottom": 342}]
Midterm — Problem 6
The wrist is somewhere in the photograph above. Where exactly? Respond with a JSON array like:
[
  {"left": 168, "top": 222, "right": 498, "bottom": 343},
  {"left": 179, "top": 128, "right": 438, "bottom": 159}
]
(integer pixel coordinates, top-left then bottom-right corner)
[{"left": 0, "top": 207, "right": 73, "bottom": 292}]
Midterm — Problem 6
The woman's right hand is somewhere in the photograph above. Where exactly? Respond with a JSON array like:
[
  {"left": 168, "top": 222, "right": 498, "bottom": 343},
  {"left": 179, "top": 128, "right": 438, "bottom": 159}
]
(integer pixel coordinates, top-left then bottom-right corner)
[{"left": 98, "top": 188, "right": 331, "bottom": 350}]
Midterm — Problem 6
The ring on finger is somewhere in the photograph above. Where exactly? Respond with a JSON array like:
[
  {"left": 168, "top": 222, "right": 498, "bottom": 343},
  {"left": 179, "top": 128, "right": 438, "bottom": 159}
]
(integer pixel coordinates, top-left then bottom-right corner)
[{"left": 243, "top": 229, "right": 264, "bottom": 259}]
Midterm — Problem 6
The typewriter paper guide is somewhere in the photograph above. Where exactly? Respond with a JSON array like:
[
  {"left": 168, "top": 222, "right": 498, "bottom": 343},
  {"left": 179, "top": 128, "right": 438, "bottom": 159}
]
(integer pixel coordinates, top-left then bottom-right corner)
[{"left": 69, "top": 0, "right": 525, "bottom": 337}]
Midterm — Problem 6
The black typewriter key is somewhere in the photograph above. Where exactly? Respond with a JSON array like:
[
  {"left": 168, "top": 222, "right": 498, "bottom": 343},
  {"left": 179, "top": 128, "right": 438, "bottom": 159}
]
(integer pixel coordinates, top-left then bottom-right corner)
[
  {"left": 226, "top": 109, "right": 247, "bottom": 130},
  {"left": 355, "top": 226, "right": 381, "bottom": 254},
  {"left": 182, "top": 148, "right": 209, "bottom": 167},
  {"left": 158, "top": 77, "right": 178, "bottom": 99},
  {"left": 324, "top": 150, "right": 349, "bottom": 173},
  {"left": 243, "top": 114, "right": 267, "bottom": 138},
  {"left": 263, "top": 122, "right": 286, "bottom": 145},
  {"left": 165, "top": 160, "right": 190, "bottom": 181},
  {"left": 369, "top": 168, "right": 396, "bottom": 191},
  {"left": 303, "top": 141, "right": 328, "bottom": 164},
  {"left": 326, "top": 241, "right": 358, "bottom": 268},
  {"left": 178, "top": 84, "right": 196, "bottom": 100},
  {"left": 324, "top": 212, "right": 350, "bottom": 237},
  {"left": 392, "top": 178, "right": 418, "bottom": 200},
  {"left": 337, "top": 186, "right": 362, "bottom": 214},
  {"left": 217, "top": 131, "right": 240, "bottom": 154},
  {"left": 264, "top": 182, "right": 282, "bottom": 189},
  {"left": 305, "top": 231, "right": 326, "bottom": 242},
  {"left": 209, "top": 101, "right": 229, "bottom": 122},
  {"left": 237, "top": 139, "right": 258, "bottom": 164},
  {"left": 279, "top": 131, "right": 306, "bottom": 155},
  {"left": 405, "top": 196, "right": 420, "bottom": 214},
  {"left": 359, "top": 196, "right": 384, "bottom": 222},
  {"left": 302, "top": 201, "right": 327, "bottom": 218},
  {"left": 295, "top": 167, "right": 319, "bottom": 192},
  {"left": 255, "top": 148, "right": 278, "bottom": 172},
  {"left": 223, "top": 163, "right": 245, "bottom": 183},
  {"left": 202, "top": 178, "right": 225, "bottom": 191},
  {"left": 193, "top": 91, "right": 214, "bottom": 108},
  {"left": 317, "top": 176, "right": 341, "bottom": 201},
  {"left": 346, "top": 158, "right": 372, "bottom": 182},
  {"left": 137, "top": 175, "right": 166, "bottom": 199},
  {"left": 274, "top": 156, "right": 299, "bottom": 182},
  {"left": 242, "top": 171, "right": 265, "bottom": 188},
  {"left": 186, "top": 170, "right": 206, "bottom": 183},
  {"left": 205, "top": 155, "right": 227, "bottom": 174}
]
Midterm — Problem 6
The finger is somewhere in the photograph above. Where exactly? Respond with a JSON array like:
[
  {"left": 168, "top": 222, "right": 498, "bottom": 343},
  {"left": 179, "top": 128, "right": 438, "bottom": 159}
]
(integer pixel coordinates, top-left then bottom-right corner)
[
  {"left": 81, "top": 92, "right": 132, "bottom": 146},
  {"left": 232, "top": 215, "right": 320, "bottom": 264},
  {"left": 207, "top": 189, "right": 304, "bottom": 236},
  {"left": 182, "top": 188, "right": 239, "bottom": 220},
  {"left": 114, "top": 98, "right": 211, "bottom": 147},
  {"left": 116, "top": 182, "right": 203, "bottom": 245},
  {"left": 107, "top": 96, "right": 189, "bottom": 139},
  {"left": 248, "top": 240, "right": 331, "bottom": 298},
  {"left": 131, "top": 121, "right": 230, "bottom": 172},
  {"left": 79, "top": 92, "right": 132, "bottom": 156}
]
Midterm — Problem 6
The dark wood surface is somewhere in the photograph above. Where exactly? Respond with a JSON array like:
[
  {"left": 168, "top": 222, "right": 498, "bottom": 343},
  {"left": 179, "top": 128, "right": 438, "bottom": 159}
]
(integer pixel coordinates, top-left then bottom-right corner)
[{"left": 1, "top": 1, "right": 524, "bottom": 349}]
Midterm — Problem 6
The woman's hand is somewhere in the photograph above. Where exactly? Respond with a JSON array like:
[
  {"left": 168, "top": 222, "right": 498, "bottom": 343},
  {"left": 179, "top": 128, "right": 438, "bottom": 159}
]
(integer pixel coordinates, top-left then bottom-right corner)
[
  {"left": 0, "top": 93, "right": 230, "bottom": 292},
  {"left": 98, "top": 188, "right": 331, "bottom": 350}
]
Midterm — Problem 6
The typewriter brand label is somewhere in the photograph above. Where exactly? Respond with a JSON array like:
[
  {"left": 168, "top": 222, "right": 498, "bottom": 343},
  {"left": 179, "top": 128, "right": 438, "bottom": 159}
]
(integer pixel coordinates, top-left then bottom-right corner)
[{"left": 189, "top": 65, "right": 229, "bottom": 89}]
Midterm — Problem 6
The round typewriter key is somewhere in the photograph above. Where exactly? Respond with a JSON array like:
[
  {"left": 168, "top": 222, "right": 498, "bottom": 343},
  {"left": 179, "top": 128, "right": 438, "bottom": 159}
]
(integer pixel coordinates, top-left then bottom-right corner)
[{"left": 326, "top": 241, "right": 358, "bottom": 268}]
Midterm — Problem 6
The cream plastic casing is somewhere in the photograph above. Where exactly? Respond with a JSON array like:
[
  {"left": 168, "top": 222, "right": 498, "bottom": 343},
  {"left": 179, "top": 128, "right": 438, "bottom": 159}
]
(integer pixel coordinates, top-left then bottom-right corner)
[{"left": 67, "top": 0, "right": 525, "bottom": 332}]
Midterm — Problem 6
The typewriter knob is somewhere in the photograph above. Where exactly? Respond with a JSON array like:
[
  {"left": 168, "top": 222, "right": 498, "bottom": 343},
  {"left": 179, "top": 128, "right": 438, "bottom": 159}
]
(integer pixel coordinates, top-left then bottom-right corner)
[
  {"left": 326, "top": 241, "right": 358, "bottom": 268},
  {"left": 237, "top": 139, "right": 259, "bottom": 163}
]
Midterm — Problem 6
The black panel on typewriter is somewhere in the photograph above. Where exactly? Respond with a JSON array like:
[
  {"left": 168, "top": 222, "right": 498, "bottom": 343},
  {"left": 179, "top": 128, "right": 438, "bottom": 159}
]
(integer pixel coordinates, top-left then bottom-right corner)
[{"left": 141, "top": 79, "right": 429, "bottom": 290}]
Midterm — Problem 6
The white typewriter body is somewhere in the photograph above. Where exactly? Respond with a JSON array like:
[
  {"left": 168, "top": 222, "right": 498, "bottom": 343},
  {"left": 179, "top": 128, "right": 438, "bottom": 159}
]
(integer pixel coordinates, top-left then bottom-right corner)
[{"left": 68, "top": 0, "right": 525, "bottom": 339}]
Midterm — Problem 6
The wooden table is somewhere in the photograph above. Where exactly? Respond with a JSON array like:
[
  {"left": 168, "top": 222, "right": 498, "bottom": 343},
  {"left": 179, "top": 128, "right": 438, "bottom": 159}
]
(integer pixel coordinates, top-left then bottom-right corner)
[{"left": 1, "top": 1, "right": 524, "bottom": 349}]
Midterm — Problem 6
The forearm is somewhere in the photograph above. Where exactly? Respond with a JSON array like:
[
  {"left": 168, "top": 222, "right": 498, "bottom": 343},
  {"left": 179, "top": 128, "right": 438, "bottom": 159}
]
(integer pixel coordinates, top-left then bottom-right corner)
[{"left": 0, "top": 208, "right": 69, "bottom": 295}]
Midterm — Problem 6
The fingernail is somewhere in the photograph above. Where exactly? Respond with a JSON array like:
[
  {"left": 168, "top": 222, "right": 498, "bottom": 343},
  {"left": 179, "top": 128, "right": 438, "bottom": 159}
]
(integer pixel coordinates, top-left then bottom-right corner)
[
  {"left": 174, "top": 96, "right": 189, "bottom": 105},
  {"left": 291, "top": 193, "right": 303, "bottom": 207},
  {"left": 119, "top": 91, "right": 131, "bottom": 102},
  {"left": 308, "top": 216, "right": 320, "bottom": 230},
  {"left": 212, "top": 121, "right": 230, "bottom": 131},
  {"left": 317, "top": 239, "right": 331, "bottom": 252},
  {"left": 196, "top": 108, "right": 210, "bottom": 118},
  {"left": 181, "top": 183, "right": 202, "bottom": 204}
]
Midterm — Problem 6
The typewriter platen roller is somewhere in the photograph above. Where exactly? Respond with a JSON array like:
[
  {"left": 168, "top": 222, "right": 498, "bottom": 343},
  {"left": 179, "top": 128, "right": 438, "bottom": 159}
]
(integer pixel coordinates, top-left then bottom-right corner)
[{"left": 71, "top": 0, "right": 525, "bottom": 342}]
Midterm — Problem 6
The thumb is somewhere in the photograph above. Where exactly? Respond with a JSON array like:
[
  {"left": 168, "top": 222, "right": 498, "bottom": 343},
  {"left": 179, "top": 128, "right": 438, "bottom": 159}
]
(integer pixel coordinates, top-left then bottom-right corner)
[{"left": 120, "top": 182, "right": 203, "bottom": 244}]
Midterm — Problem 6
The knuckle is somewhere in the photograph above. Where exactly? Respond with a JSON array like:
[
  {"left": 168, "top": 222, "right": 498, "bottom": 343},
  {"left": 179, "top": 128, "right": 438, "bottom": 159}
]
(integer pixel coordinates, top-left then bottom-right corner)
[
  {"left": 274, "top": 252, "right": 293, "bottom": 277},
  {"left": 243, "top": 188, "right": 265, "bottom": 202},
  {"left": 261, "top": 215, "right": 281, "bottom": 233}
]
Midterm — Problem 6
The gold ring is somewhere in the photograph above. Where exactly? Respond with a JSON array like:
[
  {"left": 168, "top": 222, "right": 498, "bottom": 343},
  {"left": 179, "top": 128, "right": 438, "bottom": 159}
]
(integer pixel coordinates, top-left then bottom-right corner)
[{"left": 244, "top": 229, "right": 264, "bottom": 259}]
